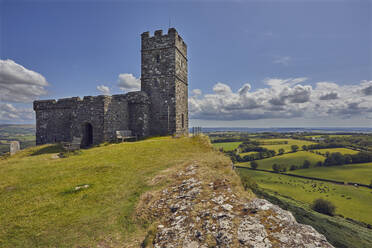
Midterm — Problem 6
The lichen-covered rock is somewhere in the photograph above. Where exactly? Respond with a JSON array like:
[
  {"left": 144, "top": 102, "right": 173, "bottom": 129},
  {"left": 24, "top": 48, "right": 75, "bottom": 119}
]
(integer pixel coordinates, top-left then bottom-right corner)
[{"left": 144, "top": 164, "right": 334, "bottom": 248}]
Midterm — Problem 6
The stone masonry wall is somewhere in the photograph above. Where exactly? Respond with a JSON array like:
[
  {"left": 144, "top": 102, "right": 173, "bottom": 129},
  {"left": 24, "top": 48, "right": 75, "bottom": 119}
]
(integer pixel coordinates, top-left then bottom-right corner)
[
  {"left": 104, "top": 95, "right": 130, "bottom": 142},
  {"left": 71, "top": 96, "right": 107, "bottom": 146},
  {"left": 141, "top": 28, "right": 188, "bottom": 136},
  {"left": 34, "top": 92, "right": 151, "bottom": 145},
  {"left": 33, "top": 98, "right": 77, "bottom": 145}
]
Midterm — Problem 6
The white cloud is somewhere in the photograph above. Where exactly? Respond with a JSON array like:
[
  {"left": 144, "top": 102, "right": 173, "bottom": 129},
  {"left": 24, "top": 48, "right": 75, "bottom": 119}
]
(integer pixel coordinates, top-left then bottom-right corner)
[
  {"left": 97, "top": 85, "right": 110, "bottom": 95},
  {"left": 273, "top": 56, "right": 291, "bottom": 66},
  {"left": 0, "top": 103, "right": 33, "bottom": 122},
  {"left": 213, "top": 82, "right": 232, "bottom": 95},
  {"left": 118, "top": 73, "right": 140, "bottom": 92},
  {"left": 0, "top": 59, "right": 49, "bottom": 102},
  {"left": 360, "top": 80, "right": 372, "bottom": 96},
  {"left": 319, "top": 92, "right": 338, "bottom": 100},
  {"left": 189, "top": 78, "right": 372, "bottom": 121},
  {"left": 192, "top": 89, "right": 202, "bottom": 96}
]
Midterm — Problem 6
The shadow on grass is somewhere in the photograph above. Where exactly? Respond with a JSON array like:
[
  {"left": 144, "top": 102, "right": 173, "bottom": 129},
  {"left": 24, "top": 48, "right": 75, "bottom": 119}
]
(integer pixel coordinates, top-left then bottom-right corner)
[{"left": 31, "top": 144, "right": 65, "bottom": 156}]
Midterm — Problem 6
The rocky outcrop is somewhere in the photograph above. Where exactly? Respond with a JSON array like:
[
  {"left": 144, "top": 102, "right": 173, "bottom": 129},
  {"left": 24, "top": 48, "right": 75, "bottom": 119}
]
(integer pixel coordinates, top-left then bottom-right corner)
[{"left": 140, "top": 164, "right": 333, "bottom": 247}]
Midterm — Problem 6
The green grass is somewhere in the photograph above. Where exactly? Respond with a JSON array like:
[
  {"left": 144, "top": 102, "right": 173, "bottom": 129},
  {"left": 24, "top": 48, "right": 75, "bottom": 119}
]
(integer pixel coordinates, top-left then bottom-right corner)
[
  {"left": 313, "top": 148, "right": 358, "bottom": 155},
  {"left": 237, "top": 151, "right": 325, "bottom": 170},
  {"left": 212, "top": 141, "right": 241, "bottom": 151},
  {"left": 255, "top": 138, "right": 317, "bottom": 152},
  {"left": 239, "top": 151, "right": 258, "bottom": 157},
  {"left": 0, "top": 136, "right": 213, "bottom": 248},
  {"left": 290, "top": 162, "right": 372, "bottom": 185},
  {"left": 238, "top": 169, "right": 372, "bottom": 225}
]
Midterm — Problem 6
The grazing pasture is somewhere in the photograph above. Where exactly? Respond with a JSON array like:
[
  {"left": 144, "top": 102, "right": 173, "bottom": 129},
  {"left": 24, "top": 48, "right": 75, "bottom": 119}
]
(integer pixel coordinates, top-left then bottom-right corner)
[
  {"left": 313, "top": 148, "right": 358, "bottom": 155},
  {"left": 239, "top": 151, "right": 258, "bottom": 157},
  {"left": 212, "top": 141, "right": 241, "bottom": 151},
  {"left": 237, "top": 151, "right": 325, "bottom": 170},
  {"left": 256, "top": 138, "right": 317, "bottom": 152},
  {"left": 238, "top": 169, "right": 372, "bottom": 225},
  {"left": 290, "top": 162, "right": 372, "bottom": 185}
]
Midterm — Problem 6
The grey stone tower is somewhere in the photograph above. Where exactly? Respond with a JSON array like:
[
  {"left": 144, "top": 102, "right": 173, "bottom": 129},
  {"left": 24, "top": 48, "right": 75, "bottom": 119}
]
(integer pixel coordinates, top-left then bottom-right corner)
[{"left": 141, "top": 28, "right": 188, "bottom": 136}]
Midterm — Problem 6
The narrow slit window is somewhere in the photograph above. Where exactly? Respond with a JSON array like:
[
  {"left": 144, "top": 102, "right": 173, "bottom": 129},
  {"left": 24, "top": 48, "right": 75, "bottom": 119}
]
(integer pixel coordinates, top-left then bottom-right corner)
[{"left": 181, "top": 114, "right": 184, "bottom": 129}]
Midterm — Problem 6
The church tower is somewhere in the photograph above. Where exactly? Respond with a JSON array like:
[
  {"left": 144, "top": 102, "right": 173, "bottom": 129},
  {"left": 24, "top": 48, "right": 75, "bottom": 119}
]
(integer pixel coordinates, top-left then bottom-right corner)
[{"left": 141, "top": 28, "right": 188, "bottom": 136}]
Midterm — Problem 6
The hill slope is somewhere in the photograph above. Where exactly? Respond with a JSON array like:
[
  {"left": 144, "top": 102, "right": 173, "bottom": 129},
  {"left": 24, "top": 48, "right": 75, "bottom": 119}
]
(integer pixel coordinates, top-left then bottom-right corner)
[{"left": 0, "top": 136, "right": 332, "bottom": 247}]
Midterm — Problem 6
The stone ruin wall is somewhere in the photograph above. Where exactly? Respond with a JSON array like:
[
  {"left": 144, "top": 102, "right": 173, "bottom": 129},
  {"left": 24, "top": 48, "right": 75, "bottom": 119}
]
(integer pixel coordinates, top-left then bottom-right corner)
[{"left": 33, "top": 92, "right": 149, "bottom": 145}]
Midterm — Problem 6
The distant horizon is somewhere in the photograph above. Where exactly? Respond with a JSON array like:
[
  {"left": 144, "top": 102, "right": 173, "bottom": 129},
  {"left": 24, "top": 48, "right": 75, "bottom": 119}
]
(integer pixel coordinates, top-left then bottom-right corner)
[{"left": 1, "top": 123, "right": 371, "bottom": 130}]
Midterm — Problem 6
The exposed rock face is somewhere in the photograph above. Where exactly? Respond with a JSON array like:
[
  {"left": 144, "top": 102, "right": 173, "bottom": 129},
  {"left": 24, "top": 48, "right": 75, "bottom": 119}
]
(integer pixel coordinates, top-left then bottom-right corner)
[{"left": 144, "top": 164, "right": 333, "bottom": 247}]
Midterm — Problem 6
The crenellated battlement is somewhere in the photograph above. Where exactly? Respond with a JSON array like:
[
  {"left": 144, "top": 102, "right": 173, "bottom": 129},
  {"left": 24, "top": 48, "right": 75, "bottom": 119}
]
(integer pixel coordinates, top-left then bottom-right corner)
[
  {"left": 141, "top": 28, "right": 187, "bottom": 55},
  {"left": 33, "top": 98, "right": 80, "bottom": 110},
  {"left": 33, "top": 95, "right": 115, "bottom": 110}
]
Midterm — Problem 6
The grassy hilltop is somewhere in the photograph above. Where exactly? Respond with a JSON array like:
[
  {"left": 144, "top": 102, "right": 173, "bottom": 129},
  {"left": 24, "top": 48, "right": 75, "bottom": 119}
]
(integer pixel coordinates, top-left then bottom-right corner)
[{"left": 0, "top": 136, "right": 236, "bottom": 247}]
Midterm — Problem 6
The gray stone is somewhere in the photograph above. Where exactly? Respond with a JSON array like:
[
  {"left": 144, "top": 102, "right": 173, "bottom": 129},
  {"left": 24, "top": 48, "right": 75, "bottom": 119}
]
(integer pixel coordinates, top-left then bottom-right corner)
[
  {"left": 9, "top": 141, "right": 20, "bottom": 155},
  {"left": 33, "top": 28, "right": 188, "bottom": 147}
]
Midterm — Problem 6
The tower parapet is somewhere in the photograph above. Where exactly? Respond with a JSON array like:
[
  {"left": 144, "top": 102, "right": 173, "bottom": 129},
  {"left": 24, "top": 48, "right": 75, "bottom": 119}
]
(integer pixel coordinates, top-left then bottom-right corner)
[{"left": 141, "top": 28, "right": 187, "bottom": 60}]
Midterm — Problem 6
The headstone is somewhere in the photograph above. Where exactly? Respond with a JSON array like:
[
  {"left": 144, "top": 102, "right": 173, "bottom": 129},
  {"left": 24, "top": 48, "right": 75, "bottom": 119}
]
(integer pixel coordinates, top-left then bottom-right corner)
[{"left": 10, "top": 141, "right": 20, "bottom": 155}]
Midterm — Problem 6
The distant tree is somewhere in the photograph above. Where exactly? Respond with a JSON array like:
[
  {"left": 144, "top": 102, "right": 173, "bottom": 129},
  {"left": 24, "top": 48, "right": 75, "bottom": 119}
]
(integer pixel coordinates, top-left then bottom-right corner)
[
  {"left": 370, "top": 180, "right": 372, "bottom": 188},
  {"left": 250, "top": 161, "right": 258, "bottom": 170},
  {"left": 239, "top": 173, "right": 258, "bottom": 191},
  {"left": 291, "top": 145, "right": 299, "bottom": 152},
  {"left": 316, "top": 161, "right": 323, "bottom": 167},
  {"left": 269, "top": 150, "right": 276, "bottom": 157},
  {"left": 344, "top": 154, "right": 352, "bottom": 164},
  {"left": 311, "top": 198, "right": 336, "bottom": 216},
  {"left": 272, "top": 163, "right": 279, "bottom": 172},
  {"left": 303, "top": 160, "right": 311, "bottom": 169},
  {"left": 302, "top": 145, "right": 308, "bottom": 151},
  {"left": 278, "top": 148, "right": 285, "bottom": 155},
  {"left": 325, "top": 151, "right": 330, "bottom": 157},
  {"left": 290, "top": 165, "right": 298, "bottom": 171},
  {"left": 324, "top": 152, "right": 345, "bottom": 166}
]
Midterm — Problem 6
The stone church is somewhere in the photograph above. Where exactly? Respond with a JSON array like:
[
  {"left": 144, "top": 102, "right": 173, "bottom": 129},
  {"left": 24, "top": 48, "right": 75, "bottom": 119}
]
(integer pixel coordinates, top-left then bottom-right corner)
[{"left": 33, "top": 28, "right": 188, "bottom": 147}]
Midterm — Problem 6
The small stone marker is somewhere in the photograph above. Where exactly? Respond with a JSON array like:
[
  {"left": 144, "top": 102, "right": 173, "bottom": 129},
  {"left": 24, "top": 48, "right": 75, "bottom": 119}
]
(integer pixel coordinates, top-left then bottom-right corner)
[{"left": 9, "top": 141, "right": 20, "bottom": 155}]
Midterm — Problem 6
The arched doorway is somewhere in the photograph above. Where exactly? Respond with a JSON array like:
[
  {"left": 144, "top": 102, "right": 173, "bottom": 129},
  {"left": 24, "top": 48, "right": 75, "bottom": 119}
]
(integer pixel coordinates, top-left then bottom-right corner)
[{"left": 82, "top": 123, "right": 93, "bottom": 148}]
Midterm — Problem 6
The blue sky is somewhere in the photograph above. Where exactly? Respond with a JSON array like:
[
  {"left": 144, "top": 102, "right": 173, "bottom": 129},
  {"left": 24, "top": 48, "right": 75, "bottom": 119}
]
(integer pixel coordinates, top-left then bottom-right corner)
[{"left": 1, "top": 0, "right": 371, "bottom": 127}]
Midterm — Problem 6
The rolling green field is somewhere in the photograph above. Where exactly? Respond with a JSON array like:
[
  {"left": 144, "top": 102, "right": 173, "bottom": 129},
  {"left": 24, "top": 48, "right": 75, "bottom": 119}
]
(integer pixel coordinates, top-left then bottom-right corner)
[
  {"left": 238, "top": 151, "right": 325, "bottom": 170},
  {"left": 238, "top": 169, "right": 372, "bottom": 225},
  {"left": 0, "top": 136, "right": 219, "bottom": 247},
  {"left": 212, "top": 141, "right": 241, "bottom": 151},
  {"left": 0, "top": 125, "right": 36, "bottom": 155},
  {"left": 257, "top": 138, "right": 317, "bottom": 152},
  {"left": 290, "top": 162, "right": 372, "bottom": 185},
  {"left": 239, "top": 151, "right": 258, "bottom": 157},
  {"left": 313, "top": 148, "right": 358, "bottom": 155}
]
